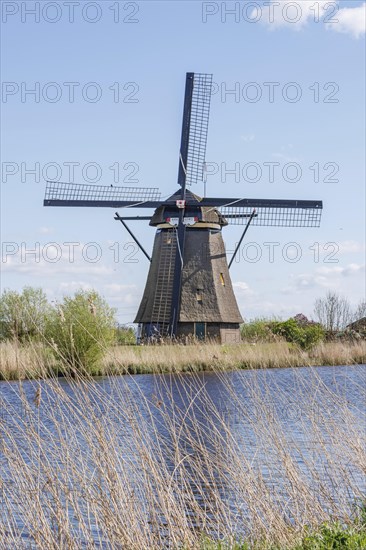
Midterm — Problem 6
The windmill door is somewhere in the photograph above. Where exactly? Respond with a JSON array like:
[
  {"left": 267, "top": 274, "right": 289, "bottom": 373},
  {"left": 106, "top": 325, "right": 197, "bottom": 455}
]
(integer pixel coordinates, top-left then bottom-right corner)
[{"left": 195, "top": 322, "right": 206, "bottom": 340}]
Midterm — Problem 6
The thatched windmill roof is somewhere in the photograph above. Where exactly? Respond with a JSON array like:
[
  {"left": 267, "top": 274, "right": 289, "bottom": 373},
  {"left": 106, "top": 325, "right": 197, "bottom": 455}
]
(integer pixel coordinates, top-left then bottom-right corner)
[{"left": 150, "top": 189, "right": 228, "bottom": 227}]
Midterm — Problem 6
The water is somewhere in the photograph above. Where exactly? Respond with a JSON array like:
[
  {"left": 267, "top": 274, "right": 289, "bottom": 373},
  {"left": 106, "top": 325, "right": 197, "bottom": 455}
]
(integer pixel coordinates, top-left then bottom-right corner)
[{"left": 0, "top": 365, "right": 365, "bottom": 547}]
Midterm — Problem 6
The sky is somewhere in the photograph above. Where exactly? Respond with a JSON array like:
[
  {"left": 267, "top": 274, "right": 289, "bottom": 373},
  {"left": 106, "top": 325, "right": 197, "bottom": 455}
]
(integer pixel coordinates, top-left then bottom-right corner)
[{"left": 1, "top": 0, "right": 365, "bottom": 325}]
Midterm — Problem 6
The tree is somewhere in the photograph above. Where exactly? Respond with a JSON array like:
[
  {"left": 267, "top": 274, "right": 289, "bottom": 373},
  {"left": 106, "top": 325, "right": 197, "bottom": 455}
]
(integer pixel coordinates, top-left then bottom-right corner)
[
  {"left": 45, "top": 290, "right": 116, "bottom": 373},
  {"left": 0, "top": 287, "right": 50, "bottom": 342},
  {"left": 314, "top": 291, "right": 352, "bottom": 332},
  {"left": 353, "top": 299, "right": 366, "bottom": 321}
]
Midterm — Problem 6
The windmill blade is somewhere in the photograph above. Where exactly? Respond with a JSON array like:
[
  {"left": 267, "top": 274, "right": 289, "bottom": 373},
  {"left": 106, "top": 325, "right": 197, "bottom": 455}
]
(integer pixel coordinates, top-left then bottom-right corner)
[
  {"left": 183, "top": 197, "right": 323, "bottom": 226},
  {"left": 178, "top": 73, "right": 213, "bottom": 188},
  {"left": 219, "top": 200, "right": 322, "bottom": 227},
  {"left": 44, "top": 181, "right": 162, "bottom": 208}
]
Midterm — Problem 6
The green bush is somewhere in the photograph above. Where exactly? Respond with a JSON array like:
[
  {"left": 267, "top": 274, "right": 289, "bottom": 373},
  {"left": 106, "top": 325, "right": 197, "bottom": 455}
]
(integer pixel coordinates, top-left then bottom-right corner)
[
  {"left": 240, "top": 319, "right": 277, "bottom": 342},
  {"left": 115, "top": 325, "right": 136, "bottom": 345},
  {"left": 45, "top": 290, "right": 116, "bottom": 374},
  {"left": 271, "top": 318, "right": 324, "bottom": 350},
  {"left": 241, "top": 316, "right": 324, "bottom": 349},
  {"left": 0, "top": 287, "right": 51, "bottom": 342}
]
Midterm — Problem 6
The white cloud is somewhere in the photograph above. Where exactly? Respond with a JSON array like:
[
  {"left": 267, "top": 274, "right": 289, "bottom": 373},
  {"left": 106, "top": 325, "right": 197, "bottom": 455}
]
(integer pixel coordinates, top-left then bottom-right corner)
[
  {"left": 38, "top": 226, "right": 53, "bottom": 234},
  {"left": 315, "top": 263, "right": 365, "bottom": 277},
  {"left": 338, "top": 263, "right": 365, "bottom": 276},
  {"left": 102, "top": 283, "right": 140, "bottom": 306},
  {"left": 1, "top": 242, "right": 115, "bottom": 276},
  {"left": 59, "top": 281, "right": 93, "bottom": 293},
  {"left": 1, "top": 257, "right": 114, "bottom": 277},
  {"left": 237, "top": 295, "right": 295, "bottom": 321},
  {"left": 282, "top": 263, "right": 365, "bottom": 293},
  {"left": 337, "top": 240, "right": 366, "bottom": 254},
  {"left": 256, "top": 1, "right": 366, "bottom": 38},
  {"left": 271, "top": 152, "right": 300, "bottom": 163},
  {"left": 233, "top": 261, "right": 365, "bottom": 320},
  {"left": 240, "top": 134, "right": 255, "bottom": 142},
  {"left": 271, "top": 144, "right": 299, "bottom": 163},
  {"left": 302, "top": 240, "right": 365, "bottom": 262},
  {"left": 233, "top": 281, "right": 255, "bottom": 295},
  {"left": 327, "top": 3, "right": 366, "bottom": 38},
  {"left": 255, "top": 0, "right": 330, "bottom": 30},
  {"left": 103, "top": 283, "right": 137, "bottom": 293},
  {"left": 232, "top": 282, "right": 284, "bottom": 319}
]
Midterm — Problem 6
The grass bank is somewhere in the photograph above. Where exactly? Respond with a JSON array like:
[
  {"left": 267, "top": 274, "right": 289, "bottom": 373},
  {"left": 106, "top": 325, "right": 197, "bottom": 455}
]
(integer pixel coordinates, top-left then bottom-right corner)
[
  {"left": 204, "top": 517, "right": 366, "bottom": 549},
  {"left": 0, "top": 339, "right": 365, "bottom": 380}
]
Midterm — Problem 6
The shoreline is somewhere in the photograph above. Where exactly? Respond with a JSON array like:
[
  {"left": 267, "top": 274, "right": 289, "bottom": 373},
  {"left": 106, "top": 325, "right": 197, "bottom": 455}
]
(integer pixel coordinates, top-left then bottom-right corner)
[{"left": 1, "top": 340, "right": 365, "bottom": 381}]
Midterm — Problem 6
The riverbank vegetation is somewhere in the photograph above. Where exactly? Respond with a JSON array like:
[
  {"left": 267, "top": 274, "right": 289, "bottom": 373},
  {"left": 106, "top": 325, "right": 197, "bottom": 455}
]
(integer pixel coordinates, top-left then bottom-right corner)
[
  {"left": 0, "top": 366, "right": 365, "bottom": 548},
  {"left": 0, "top": 287, "right": 365, "bottom": 380},
  {"left": 1, "top": 340, "right": 365, "bottom": 381}
]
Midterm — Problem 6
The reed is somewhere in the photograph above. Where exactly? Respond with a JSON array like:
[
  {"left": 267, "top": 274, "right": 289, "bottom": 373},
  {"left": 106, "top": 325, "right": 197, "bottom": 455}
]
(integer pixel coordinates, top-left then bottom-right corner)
[
  {"left": 0, "top": 364, "right": 365, "bottom": 548},
  {"left": 0, "top": 339, "right": 365, "bottom": 380},
  {"left": 0, "top": 340, "right": 55, "bottom": 380}
]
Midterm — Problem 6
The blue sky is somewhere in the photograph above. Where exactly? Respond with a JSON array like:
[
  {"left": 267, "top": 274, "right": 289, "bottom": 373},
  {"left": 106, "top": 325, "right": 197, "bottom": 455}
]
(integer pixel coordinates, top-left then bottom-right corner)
[{"left": 1, "top": 0, "right": 365, "bottom": 324}]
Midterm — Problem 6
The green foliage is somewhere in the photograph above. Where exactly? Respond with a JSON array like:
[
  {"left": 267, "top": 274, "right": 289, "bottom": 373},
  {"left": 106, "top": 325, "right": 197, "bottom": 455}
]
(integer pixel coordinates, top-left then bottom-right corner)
[
  {"left": 200, "top": 518, "right": 366, "bottom": 549},
  {"left": 115, "top": 325, "right": 136, "bottom": 345},
  {"left": 240, "top": 319, "right": 277, "bottom": 343},
  {"left": 0, "top": 287, "right": 51, "bottom": 342},
  {"left": 271, "top": 318, "right": 324, "bottom": 350},
  {"left": 45, "top": 290, "right": 116, "bottom": 373},
  {"left": 241, "top": 317, "right": 324, "bottom": 350},
  {"left": 300, "top": 522, "right": 366, "bottom": 549}
]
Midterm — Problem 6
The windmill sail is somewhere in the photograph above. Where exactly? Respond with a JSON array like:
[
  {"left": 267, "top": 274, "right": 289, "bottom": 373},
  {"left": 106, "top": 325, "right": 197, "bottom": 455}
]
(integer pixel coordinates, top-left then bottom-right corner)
[
  {"left": 219, "top": 203, "right": 322, "bottom": 227},
  {"left": 178, "top": 73, "right": 213, "bottom": 187},
  {"left": 44, "top": 181, "right": 161, "bottom": 207}
]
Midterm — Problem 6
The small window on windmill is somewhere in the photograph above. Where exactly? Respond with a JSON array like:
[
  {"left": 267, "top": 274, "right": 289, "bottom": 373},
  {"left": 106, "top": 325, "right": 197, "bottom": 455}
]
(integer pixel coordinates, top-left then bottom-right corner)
[
  {"left": 196, "top": 289, "right": 203, "bottom": 303},
  {"left": 220, "top": 273, "right": 225, "bottom": 286}
]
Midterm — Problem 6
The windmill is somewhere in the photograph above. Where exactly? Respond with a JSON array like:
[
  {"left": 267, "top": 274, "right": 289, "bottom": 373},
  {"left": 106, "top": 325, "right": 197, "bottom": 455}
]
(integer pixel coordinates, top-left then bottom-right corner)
[{"left": 44, "top": 72, "right": 323, "bottom": 343}]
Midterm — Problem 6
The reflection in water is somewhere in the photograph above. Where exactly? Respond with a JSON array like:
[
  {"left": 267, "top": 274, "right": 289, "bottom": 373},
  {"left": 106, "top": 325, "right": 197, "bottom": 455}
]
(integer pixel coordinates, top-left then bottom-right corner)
[{"left": 0, "top": 365, "right": 365, "bottom": 547}]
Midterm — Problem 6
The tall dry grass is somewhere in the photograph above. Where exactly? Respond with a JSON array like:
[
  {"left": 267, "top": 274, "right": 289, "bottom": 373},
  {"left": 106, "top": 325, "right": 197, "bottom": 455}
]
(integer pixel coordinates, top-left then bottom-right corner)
[
  {"left": 103, "top": 340, "right": 366, "bottom": 374},
  {"left": 0, "top": 341, "right": 55, "bottom": 380},
  {"left": 0, "top": 362, "right": 365, "bottom": 548},
  {"left": 1, "top": 339, "right": 365, "bottom": 380}
]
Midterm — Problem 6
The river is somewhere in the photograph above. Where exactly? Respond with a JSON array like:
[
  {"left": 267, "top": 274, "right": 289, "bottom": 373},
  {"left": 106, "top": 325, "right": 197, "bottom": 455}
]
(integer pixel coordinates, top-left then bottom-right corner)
[{"left": 0, "top": 364, "right": 365, "bottom": 547}]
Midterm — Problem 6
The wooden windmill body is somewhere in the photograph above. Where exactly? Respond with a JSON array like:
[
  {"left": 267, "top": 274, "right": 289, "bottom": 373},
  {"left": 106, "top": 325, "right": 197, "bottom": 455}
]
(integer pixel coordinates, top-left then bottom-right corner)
[
  {"left": 44, "top": 73, "right": 323, "bottom": 343},
  {"left": 135, "top": 190, "right": 243, "bottom": 342}
]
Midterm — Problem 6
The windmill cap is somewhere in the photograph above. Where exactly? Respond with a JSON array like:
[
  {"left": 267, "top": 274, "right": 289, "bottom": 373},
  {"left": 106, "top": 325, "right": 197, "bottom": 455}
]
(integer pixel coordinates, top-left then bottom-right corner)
[{"left": 149, "top": 188, "right": 228, "bottom": 227}]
